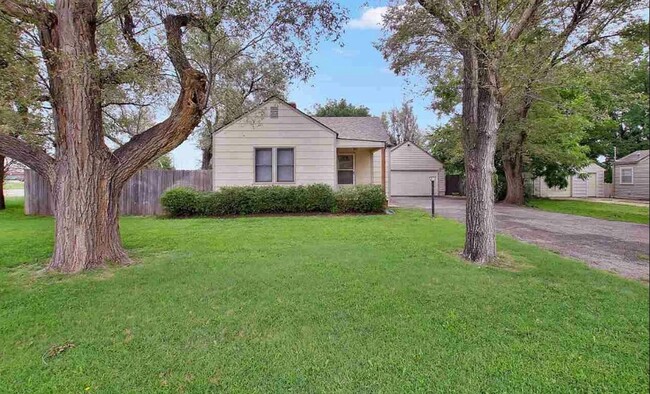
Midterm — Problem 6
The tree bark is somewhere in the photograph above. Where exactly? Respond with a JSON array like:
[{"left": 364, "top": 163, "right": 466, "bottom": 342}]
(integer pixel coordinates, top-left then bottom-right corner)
[
  {"left": 460, "top": 46, "right": 499, "bottom": 264},
  {"left": 502, "top": 151, "right": 525, "bottom": 205},
  {"left": 0, "top": 1, "right": 206, "bottom": 273},
  {"left": 0, "top": 155, "right": 5, "bottom": 210},
  {"left": 201, "top": 145, "right": 212, "bottom": 170}
]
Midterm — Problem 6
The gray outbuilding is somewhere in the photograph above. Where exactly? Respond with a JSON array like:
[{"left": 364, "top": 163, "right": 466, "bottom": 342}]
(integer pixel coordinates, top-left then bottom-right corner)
[{"left": 613, "top": 150, "right": 649, "bottom": 200}]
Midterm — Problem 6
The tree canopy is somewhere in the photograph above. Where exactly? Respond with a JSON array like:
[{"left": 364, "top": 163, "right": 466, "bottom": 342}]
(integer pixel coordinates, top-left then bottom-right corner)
[{"left": 312, "top": 99, "right": 371, "bottom": 117}]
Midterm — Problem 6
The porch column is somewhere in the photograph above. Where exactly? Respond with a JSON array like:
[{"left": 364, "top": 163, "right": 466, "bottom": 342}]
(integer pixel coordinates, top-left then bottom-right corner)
[{"left": 381, "top": 147, "right": 386, "bottom": 193}]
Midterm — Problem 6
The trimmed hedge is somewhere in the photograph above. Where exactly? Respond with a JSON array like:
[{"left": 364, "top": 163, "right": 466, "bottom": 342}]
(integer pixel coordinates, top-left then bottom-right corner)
[{"left": 161, "top": 184, "right": 386, "bottom": 217}]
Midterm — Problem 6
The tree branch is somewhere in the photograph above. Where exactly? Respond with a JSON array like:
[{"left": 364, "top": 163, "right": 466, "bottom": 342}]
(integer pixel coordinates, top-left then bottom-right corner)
[
  {"left": 417, "top": 0, "right": 461, "bottom": 34},
  {"left": 506, "top": 0, "right": 543, "bottom": 42},
  {"left": 0, "top": 134, "right": 54, "bottom": 180},
  {"left": 0, "top": 0, "right": 52, "bottom": 24},
  {"left": 112, "top": 13, "right": 207, "bottom": 185}
]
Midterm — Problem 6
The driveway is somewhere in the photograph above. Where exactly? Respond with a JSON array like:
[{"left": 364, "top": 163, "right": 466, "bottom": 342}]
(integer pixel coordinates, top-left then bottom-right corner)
[{"left": 392, "top": 197, "right": 650, "bottom": 281}]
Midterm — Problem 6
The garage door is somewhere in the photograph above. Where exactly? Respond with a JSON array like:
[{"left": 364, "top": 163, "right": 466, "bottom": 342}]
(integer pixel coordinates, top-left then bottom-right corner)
[{"left": 391, "top": 170, "right": 439, "bottom": 196}]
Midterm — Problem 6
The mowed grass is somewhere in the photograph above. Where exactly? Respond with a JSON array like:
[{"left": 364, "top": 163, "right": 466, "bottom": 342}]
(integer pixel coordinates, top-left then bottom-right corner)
[
  {"left": 3, "top": 180, "right": 24, "bottom": 190},
  {"left": 528, "top": 198, "right": 649, "bottom": 224},
  {"left": 0, "top": 197, "right": 648, "bottom": 393}
]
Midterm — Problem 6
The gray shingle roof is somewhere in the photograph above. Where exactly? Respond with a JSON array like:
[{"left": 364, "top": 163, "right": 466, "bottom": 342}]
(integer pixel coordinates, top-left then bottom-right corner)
[
  {"left": 616, "top": 150, "right": 649, "bottom": 165},
  {"left": 315, "top": 116, "right": 390, "bottom": 142}
]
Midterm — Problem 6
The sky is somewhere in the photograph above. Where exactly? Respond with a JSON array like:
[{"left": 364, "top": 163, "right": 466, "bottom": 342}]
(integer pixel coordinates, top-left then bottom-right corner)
[{"left": 171, "top": 1, "right": 446, "bottom": 169}]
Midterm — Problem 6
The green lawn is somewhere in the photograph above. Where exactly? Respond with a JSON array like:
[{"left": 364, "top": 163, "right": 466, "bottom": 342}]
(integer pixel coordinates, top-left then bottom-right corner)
[
  {"left": 3, "top": 180, "right": 24, "bottom": 190},
  {"left": 1, "top": 197, "right": 648, "bottom": 393},
  {"left": 528, "top": 198, "right": 649, "bottom": 224}
]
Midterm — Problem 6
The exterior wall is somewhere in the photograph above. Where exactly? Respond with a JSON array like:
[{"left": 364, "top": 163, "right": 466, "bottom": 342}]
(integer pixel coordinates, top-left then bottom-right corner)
[
  {"left": 337, "top": 148, "right": 374, "bottom": 186},
  {"left": 387, "top": 142, "right": 445, "bottom": 196},
  {"left": 213, "top": 100, "right": 337, "bottom": 189},
  {"left": 614, "top": 158, "right": 650, "bottom": 200},
  {"left": 533, "top": 163, "right": 606, "bottom": 198},
  {"left": 371, "top": 148, "right": 391, "bottom": 197}
]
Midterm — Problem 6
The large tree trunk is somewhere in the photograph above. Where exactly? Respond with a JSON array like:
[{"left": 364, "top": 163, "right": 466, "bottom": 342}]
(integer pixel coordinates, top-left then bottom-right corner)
[
  {"left": 0, "top": 154, "right": 5, "bottom": 210},
  {"left": 460, "top": 47, "right": 499, "bottom": 264},
  {"left": 201, "top": 145, "right": 212, "bottom": 170},
  {"left": 503, "top": 152, "right": 525, "bottom": 205},
  {"left": 49, "top": 169, "right": 129, "bottom": 272},
  {"left": 0, "top": 1, "right": 206, "bottom": 273}
]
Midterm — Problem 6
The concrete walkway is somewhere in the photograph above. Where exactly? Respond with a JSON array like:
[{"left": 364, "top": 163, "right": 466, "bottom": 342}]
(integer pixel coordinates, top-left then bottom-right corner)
[{"left": 392, "top": 197, "right": 650, "bottom": 281}]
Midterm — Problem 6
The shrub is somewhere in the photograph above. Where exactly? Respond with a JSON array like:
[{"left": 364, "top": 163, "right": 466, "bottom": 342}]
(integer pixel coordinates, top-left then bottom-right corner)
[
  {"left": 160, "top": 187, "right": 200, "bottom": 217},
  {"left": 334, "top": 185, "right": 386, "bottom": 213},
  {"left": 161, "top": 184, "right": 386, "bottom": 217}
]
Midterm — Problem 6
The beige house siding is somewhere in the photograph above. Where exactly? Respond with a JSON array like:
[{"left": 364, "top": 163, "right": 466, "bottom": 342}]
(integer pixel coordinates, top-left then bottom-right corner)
[
  {"left": 387, "top": 142, "right": 445, "bottom": 196},
  {"left": 533, "top": 163, "right": 606, "bottom": 198},
  {"left": 614, "top": 157, "right": 649, "bottom": 200},
  {"left": 213, "top": 100, "right": 337, "bottom": 188}
]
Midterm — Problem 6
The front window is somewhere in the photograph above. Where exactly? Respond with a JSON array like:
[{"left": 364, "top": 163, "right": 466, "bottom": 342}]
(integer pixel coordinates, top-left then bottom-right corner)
[
  {"left": 620, "top": 168, "right": 633, "bottom": 184},
  {"left": 255, "top": 148, "right": 272, "bottom": 182},
  {"left": 276, "top": 148, "right": 295, "bottom": 182},
  {"left": 337, "top": 154, "right": 354, "bottom": 185}
]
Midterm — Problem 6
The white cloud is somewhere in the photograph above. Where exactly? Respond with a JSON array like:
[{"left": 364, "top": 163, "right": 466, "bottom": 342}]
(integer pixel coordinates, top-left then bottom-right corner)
[{"left": 348, "top": 6, "right": 388, "bottom": 29}]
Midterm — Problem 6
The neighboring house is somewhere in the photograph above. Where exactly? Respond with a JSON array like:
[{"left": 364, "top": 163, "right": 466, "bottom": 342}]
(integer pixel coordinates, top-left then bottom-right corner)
[
  {"left": 212, "top": 97, "right": 392, "bottom": 195},
  {"left": 385, "top": 141, "right": 445, "bottom": 196},
  {"left": 613, "top": 149, "right": 649, "bottom": 200},
  {"left": 533, "top": 162, "right": 606, "bottom": 198},
  {"left": 3, "top": 159, "right": 27, "bottom": 181}
]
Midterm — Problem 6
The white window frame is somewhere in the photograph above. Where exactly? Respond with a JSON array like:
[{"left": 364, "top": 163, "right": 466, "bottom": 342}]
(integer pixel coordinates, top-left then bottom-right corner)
[
  {"left": 253, "top": 147, "right": 296, "bottom": 184},
  {"left": 276, "top": 147, "right": 295, "bottom": 183},
  {"left": 337, "top": 153, "right": 355, "bottom": 185},
  {"left": 619, "top": 167, "right": 634, "bottom": 185}
]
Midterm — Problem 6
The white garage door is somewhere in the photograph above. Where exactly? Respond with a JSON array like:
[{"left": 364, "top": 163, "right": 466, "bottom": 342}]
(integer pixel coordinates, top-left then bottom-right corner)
[{"left": 391, "top": 170, "right": 440, "bottom": 196}]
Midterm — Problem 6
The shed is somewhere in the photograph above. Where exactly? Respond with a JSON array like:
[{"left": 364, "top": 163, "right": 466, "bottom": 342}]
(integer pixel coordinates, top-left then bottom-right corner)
[
  {"left": 613, "top": 150, "right": 649, "bottom": 200},
  {"left": 533, "top": 162, "right": 606, "bottom": 198},
  {"left": 388, "top": 141, "right": 445, "bottom": 196}
]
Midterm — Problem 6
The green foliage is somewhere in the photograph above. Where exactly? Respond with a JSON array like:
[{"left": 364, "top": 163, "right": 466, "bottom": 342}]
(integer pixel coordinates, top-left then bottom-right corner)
[
  {"left": 162, "top": 184, "right": 386, "bottom": 216},
  {"left": 159, "top": 187, "right": 199, "bottom": 217},
  {"left": 426, "top": 117, "right": 464, "bottom": 175},
  {"left": 1, "top": 197, "right": 649, "bottom": 392},
  {"left": 334, "top": 185, "right": 386, "bottom": 213},
  {"left": 312, "top": 99, "right": 371, "bottom": 117},
  {"left": 146, "top": 154, "right": 174, "bottom": 170},
  {"left": 381, "top": 100, "right": 423, "bottom": 145},
  {"left": 528, "top": 199, "right": 649, "bottom": 224}
]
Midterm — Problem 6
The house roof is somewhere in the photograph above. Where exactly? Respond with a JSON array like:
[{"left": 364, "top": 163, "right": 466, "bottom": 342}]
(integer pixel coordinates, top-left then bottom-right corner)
[
  {"left": 616, "top": 150, "right": 649, "bottom": 165},
  {"left": 312, "top": 117, "right": 390, "bottom": 143}
]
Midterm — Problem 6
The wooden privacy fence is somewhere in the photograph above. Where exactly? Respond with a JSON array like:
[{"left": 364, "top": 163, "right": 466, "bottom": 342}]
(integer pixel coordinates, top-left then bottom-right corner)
[{"left": 24, "top": 169, "right": 213, "bottom": 216}]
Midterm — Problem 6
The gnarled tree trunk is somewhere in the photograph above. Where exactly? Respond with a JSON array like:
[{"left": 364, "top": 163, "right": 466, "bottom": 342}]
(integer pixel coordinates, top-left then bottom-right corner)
[
  {"left": 460, "top": 46, "right": 499, "bottom": 264},
  {"left": 0, "top": 0, "right": 206, "bottom": 273},
  {"left": 502, "top": 151, "right": 525, "bottom": 205},
  {"left": 201, "top": 145, "right": 212, "bottom": 170}
]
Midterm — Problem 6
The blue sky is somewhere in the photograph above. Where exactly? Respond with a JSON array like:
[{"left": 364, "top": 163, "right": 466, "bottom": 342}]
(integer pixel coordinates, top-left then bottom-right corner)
[{"left": 172, "top": 1, "right": 445, "bottom": 169}]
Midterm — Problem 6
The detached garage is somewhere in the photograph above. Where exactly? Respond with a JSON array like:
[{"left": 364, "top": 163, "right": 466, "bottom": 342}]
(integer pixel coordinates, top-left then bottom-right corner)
[
  {"left": 390, "top": 141, "right": 445, "bottom": 196},
  {"left": 533, "top": 162, "right": 607, "bottom": 198}
]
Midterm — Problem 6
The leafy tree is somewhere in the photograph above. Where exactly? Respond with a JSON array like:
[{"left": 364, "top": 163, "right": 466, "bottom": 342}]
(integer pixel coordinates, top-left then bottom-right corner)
[
  {"left": 580, "top": 22, "right": 649, "bottom": 181},
  {"left": 0, "top": 0, "right": 347, "bottom": 273},
  {"left": 381, "top": 100, "right": 422, "bottom": 145},
  {"left": 312, "top": 99, "right": 371, "bottom": 117},
  {"left": 426, "top": 117, "right": 464, "bottom": 174},
  {"left": 0, "top": 17, "right": 43, "bottom": 210},
  {"left": 380, "top": 0, "right": 545, "bottom": 263}
]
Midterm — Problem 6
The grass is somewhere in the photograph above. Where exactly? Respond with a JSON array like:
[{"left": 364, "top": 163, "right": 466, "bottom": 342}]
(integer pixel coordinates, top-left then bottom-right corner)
[
  {"left": 528, "top": 198, "right": 649, "bottom": 224},
  {"left": 1, "top": 197, "right": 648, "bottom": 393},
  {"left": 3, "top": 180, "right": 24, "bottom": 190}
]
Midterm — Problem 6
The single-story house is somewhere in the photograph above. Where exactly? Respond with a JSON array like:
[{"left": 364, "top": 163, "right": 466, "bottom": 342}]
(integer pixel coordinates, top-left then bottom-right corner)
[
  {"left": 212, "top": 97, "right": 392, "bottom": 195},
  {"left": 386, "top": 141, "right": 445, "bottom": 196},
  {"left": 533, "top": 162, "right": 606, "bottom": 198},
  {"left": 613, "top": 149, "right": 649, "bottom": 200}
]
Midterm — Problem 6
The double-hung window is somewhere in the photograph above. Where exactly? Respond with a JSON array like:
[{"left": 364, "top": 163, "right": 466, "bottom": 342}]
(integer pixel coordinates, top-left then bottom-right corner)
[
  {"left": 337, "top": 154, "right": 354, "bottom": 185},
  {"left": 255, "top": 147, "right": 295, "bottom": 183},
  {"left": 255, "top": 148, "right": 272, "bottom": 182},
  {"left": 276, "top": 148, "right": 295, "bottom": 182},
  {"left": 620, "top": 167, "right": 633, "bottom": 185}
]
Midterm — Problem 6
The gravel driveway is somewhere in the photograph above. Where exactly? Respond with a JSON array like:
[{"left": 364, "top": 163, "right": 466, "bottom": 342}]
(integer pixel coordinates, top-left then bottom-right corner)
[{"left": 392, "top": 197, "right": 650, "bottom": 281}]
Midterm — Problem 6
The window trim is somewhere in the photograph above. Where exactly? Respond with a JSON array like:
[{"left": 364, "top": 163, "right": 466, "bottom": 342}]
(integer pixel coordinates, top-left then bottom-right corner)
[
  {"left": 276, "top": 147, "right": 295, "bottom": 183},
  {"left": 337, "top": 153, "right": 355, "bottom": 185},
  {"left": 254, "top": 148, "right": 273, "bottom": 183},
  {"left": 619, "top": 166, "right": 634, "bottom": 185}
]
